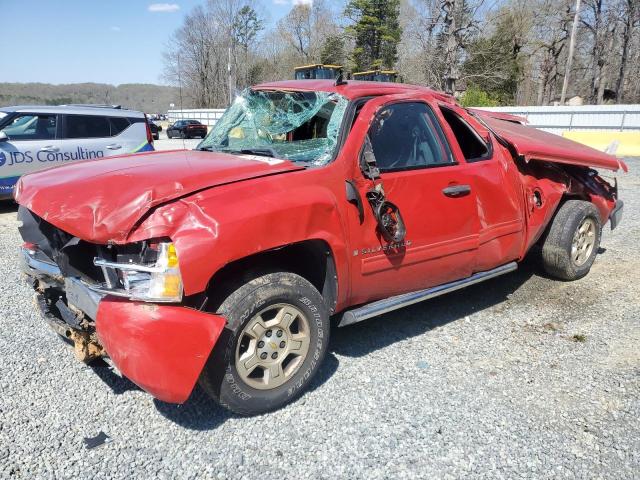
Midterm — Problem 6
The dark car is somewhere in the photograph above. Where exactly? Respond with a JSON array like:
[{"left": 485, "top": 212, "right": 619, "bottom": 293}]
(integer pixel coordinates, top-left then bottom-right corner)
[
  {"left": 166, "top": 119, "right": 207, "bottom": 139},
  {"left": 147, "top": 118, "right": 162, "bottom": 140}
]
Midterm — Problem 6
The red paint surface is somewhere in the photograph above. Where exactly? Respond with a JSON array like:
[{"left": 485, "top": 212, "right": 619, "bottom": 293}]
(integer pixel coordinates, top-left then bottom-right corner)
[
  {"left": 15, "top": 81, "right": 625, "bottom": 384},
  {"left": 14, "top": 149, "right": 303, "bottom": 243},
  {"left": 95, "top": 299, "right": 225, "bottom": 403},
  {"left": 478, "top": 112, "right": 627, "bottom": 172}
]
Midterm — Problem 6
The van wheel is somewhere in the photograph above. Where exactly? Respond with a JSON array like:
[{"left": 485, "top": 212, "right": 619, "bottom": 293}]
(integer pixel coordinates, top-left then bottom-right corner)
[
  {"left": 199, "top": 272, "right": 330, "bottom": 416},
  {"left": 541, "top": 200, "right": 602, "bottom": 280}
]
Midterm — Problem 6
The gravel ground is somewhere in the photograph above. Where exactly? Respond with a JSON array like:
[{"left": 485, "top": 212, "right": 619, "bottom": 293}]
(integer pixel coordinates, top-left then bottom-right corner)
[{"left": 0, "top": 158, "right": 638, "bottom": 479}]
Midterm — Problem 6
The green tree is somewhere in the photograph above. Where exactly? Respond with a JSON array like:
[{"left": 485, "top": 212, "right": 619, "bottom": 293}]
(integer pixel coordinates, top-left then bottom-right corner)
[
  {"left": 232, "top": 6, "right": 264, "bottom": 53},
  {"left": 320, "top": 35, "right": 346, "bottom": 65},
  {"left": 459, "top": 86, "right": 499, "bottom": 107},
  {"left": 344, "top": 0, "right": 402, "bottom": 71},
  {"left": 461, "top": 6, "right": 529, "bottom": 104}
]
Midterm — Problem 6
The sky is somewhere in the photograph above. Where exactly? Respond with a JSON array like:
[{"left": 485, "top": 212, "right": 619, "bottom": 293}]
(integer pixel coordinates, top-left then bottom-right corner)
[{"left": 0, "top": 0, "right": 304, "bottom": 85}]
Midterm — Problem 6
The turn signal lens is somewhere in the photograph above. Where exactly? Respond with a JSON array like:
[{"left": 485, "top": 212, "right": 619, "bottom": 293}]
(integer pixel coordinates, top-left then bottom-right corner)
[{"left": 166, "top": 243, "right": 179, "bottom": 268}]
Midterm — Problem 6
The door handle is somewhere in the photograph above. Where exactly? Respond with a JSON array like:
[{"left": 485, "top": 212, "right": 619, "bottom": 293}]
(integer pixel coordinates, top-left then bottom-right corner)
[
  {"left": 106, "top": 144, "right": 122, "bottom": 150},
  {"left": 442, "top": 184, "right": 471, "bottom": 197},
  {"left": 39, "top": 146, "right": 59, "bottom": 153}
]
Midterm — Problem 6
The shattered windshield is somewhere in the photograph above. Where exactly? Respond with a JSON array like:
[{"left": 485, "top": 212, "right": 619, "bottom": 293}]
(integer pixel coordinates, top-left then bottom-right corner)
[{"left": 197, "top": 89, "right": 349, "bottom": 165}]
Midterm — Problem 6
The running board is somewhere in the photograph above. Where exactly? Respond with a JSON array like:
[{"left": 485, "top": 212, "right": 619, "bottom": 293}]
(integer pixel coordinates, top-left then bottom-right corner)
[{"left": 338, "top": 262, "right": 518, "bottom": 327}]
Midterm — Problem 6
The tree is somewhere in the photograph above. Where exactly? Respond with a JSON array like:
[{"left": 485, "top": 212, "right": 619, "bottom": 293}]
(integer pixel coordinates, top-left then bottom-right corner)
[
  {"left": 462, "top": 14, "right": 525, "bottom": 104},
  {"left": 163, "top": 0, "right": 263, "bottom": 107},
  {"left": 320, "top": 35, "right": 346, "bottom": 65},
  {"left": 232, "top": 5, "right": 264, "bottom": 88},
  {"left": 614, "top": 0, "right": 640, "bottom": 102},
  {"left": 344, "top": 0, "right": 402, "bottom": 71}
]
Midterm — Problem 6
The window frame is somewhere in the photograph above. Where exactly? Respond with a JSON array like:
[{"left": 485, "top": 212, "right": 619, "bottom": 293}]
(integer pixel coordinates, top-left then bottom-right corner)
[
  {"left": 108, "top": 116, "right": 131, "bottom": 137},
  {"left": 367, "top": 100, "right": 457, "bottom": 174},
  {"left": 62, "top": 114, "right": 114, "bottom": 140},
  {"left": 439, "top": 105, "right": 494, "bottom": 163},
  {"left": 0, "top": 112, "right": 60, "bottom": 141}
]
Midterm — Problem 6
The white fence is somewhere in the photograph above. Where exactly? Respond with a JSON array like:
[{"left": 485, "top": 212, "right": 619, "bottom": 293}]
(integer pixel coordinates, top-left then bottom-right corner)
[
  {"left": 167, "top": 109, "right": 226, "bottom": 126},
  {"left": 169, "top": 104, "right": 640, "bottom": 135},
  {"left": 480, "top": 105, "right": 640, "bottom": 135}
]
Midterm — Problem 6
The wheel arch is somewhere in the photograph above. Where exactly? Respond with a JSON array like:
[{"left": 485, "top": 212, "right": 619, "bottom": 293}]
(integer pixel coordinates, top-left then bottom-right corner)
[{"left": 204, "top": 239, "right": 339, "bottom": 315}]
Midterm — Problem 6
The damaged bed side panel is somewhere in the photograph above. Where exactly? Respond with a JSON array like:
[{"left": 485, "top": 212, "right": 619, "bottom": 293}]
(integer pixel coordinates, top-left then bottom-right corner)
[
  {"left": 95, "top": 299, "right": 226, "bottom": 404},
  {"left": 478, "top": 113, "right": 628, "bottom": 172}
]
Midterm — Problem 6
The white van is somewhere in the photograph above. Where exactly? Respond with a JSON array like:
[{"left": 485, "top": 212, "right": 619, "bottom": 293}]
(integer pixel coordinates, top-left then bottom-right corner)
[{"left": 0, "top": 105, "right": 154, "bottom": 199}]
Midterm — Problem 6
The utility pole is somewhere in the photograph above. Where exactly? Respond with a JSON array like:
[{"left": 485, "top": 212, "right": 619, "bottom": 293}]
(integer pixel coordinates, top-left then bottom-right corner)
[
  {"left": 228, "top": 46, "right": 233, "bottom": 106},
  {"left": 560, "top": 0, "right": 581, "bottom": 105}
]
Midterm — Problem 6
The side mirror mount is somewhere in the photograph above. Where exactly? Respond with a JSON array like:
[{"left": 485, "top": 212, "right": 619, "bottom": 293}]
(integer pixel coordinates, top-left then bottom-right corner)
[
  {"left": 360, "top": 135, "right": 380, "bottom": 180},
  {"left": 0, "top": 131, "right": 7, "bottom": 142}
]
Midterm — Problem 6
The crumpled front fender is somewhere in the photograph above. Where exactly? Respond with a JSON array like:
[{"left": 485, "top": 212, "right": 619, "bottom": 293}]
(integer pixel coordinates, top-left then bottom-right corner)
[{"left": 95, "top": 298, "right": 226, "bottom": 404}]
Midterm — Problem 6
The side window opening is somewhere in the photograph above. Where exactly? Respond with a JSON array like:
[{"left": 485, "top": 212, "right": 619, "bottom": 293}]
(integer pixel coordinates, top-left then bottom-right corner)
[
  {"left": 369, "top": 102, "right": 453, "bottom": 172},
  {"left": 65, "top": 115, "right": 111, "bottom": 139},
  {"left": 109, "top": 117, "right": 130, "bottom": 136},
  {"left": 440, "top": 107, "right": 491, "bottom": 161},
  {"left": 0, "top": 114, "right": 57, "bottom": 141}
]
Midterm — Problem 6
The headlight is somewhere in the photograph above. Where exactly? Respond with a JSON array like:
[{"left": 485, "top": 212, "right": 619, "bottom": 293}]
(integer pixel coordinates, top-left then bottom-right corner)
[{"left": 92, "top": 242, "right": 183, "bottom": 302}]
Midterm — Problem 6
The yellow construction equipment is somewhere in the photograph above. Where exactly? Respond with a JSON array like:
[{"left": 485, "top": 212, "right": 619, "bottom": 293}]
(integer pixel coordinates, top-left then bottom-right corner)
[
  {"left": 294, "top": 64, "right": 344, "bottom": 80},
  {"left": 351, "top": 70, "right": 400, "bottom": 82}
]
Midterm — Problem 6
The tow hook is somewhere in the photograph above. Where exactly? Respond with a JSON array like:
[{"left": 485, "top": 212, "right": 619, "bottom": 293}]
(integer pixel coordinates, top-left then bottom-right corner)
[{"left": 68, "top": 330, "right": 104, "bottom": 363}]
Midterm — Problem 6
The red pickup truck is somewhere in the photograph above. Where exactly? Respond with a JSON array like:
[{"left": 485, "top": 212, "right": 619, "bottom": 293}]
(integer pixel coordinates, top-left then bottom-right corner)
[{"left": 16, "top": 80, "right": 625, "bottom": 415}]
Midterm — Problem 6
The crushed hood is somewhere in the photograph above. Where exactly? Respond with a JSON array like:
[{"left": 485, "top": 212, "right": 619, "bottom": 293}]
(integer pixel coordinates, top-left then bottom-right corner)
[
  {"left": 15, "top": 149, "right": 304, "bottom": 242},
  {"left": 476, "top": 111, "right": 628, "bottom": 173}
]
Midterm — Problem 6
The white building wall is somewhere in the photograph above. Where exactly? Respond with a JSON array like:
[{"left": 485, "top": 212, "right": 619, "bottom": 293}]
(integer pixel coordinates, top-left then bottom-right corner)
[
  {"left": 167, "top": 109, "right": 226, "bottom": 127},
  {"left": 479, "top": 105, "right": 640, "bottom": 135}
]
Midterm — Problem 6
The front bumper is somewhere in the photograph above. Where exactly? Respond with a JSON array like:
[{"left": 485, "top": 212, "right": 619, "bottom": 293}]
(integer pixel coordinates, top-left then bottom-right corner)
[{"left": 21, "top": 246, "right": 226, "bottom": 404}]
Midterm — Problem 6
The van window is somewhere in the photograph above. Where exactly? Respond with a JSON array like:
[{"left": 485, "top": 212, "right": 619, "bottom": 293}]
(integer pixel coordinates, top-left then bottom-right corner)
[
  {"left": 65, "top": 115, "right": 111, "bottom": 139},
  {"left": 0, "top": 114, "right": 57, "bottom": 140},
  {"left": 109, "top": 117, "right": 130, "bottom": 136}
]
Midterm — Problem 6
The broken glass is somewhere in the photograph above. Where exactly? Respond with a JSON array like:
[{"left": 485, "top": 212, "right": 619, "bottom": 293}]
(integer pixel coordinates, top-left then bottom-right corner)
[{"left": 198, "top": 89, "right": 349, "bottom": 165}]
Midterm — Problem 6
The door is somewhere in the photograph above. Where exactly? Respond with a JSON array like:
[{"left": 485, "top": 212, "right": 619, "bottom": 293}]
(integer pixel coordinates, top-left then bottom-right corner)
[
  {"left": 345, "top": 98, "right": 480, "bottom": 305},
  {"left": 436, "top": 104, "right": 524, "bottom": 272},
  {"left": 0, "top": 112, "right": 61, "bottom": 197}
]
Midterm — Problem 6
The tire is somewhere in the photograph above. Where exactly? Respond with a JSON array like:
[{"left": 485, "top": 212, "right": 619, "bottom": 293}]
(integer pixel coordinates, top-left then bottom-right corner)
[
  {"left": 153, "top": 133, "right": 159, "bottom": 141},
  {"left": 199, "top": 272, "right": 330, "bottom": 416},
  {"left": 541, "top": 200, "right": 602, "bottom": 280},
  {"left": 167, "top": 131, "right": 173, "bottom": 139}
]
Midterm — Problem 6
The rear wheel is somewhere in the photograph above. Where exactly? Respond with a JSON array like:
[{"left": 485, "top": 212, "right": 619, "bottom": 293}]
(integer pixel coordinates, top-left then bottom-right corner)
[
  {"left": 199, "top": 272, "right": 330, "bottom": 415},
  {"left": 541, "top": 200, "right": 602, "bottom": 280}
]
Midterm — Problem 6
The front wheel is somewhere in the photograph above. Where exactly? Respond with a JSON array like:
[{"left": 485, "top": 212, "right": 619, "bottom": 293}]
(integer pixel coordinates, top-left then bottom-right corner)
[
  {"left": 199, "top": 272, "right": 330, "bottom": 416},
  {"left": 541, "top": 200, "right": 602, "bottom": 280}
]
